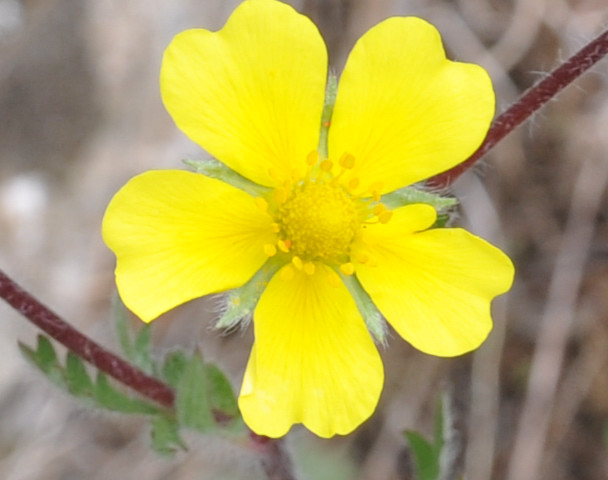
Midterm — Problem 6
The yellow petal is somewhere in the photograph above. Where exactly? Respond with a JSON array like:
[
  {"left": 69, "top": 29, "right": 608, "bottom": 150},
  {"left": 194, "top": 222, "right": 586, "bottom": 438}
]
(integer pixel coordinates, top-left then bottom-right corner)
[
  {"left": 160, "top": 0, "right": 327, "bottom": 187},
  {"left": 329, "top": 17, "right": 495, "bottom": 194},
  {"left": 102, "top": 170, "right": 275, "bottom": 322},
  {"left": 239, "top": 264, "right": 383, "bottom": 438},
  {"left": 355, "top": 204, "right": 514, "bottom": 357}
]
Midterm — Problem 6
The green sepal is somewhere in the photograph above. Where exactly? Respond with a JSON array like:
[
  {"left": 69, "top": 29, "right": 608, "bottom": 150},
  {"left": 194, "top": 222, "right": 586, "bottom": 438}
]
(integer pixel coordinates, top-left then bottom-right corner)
[
  {"left": 381, "top": 186, "right": 458, "bottom": 212},
  {"left": 318, "top": 72, "right": 338, "bottom": 160},
  {"left": 113, "top": 294, "right": 155, "bottom": 375},
  {"left": 339, "top": 274, "right": 386, "bottom": 343},
  {"left": 183, "top": 158, "right": 270, "bottom": 197},
  {"left": 215, "top": 258, "right": 283, "bottom": 330},
  {"left": 150, "top": 415, "right": 187, "bottom": 455},
  {"left": 176, "top": 352, "right": 215, "bottom": 432}
]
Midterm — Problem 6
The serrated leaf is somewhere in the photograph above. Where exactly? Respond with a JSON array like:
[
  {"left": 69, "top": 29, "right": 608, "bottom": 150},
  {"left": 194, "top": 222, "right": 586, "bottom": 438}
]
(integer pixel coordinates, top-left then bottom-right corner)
[
  {"left": 150, "top": 415, "right": 186, "bottom": 455},
  {"left": 95, "top": 373, "right": 160, "bottom": 415},
  {"left": 36, "top": 335, "right": 58, "bottom": 370},
  {"left": 176, "top": 354, "right": 214, "bottom": 432},
  {"left": 405, "top": 431, "right": 440, "bottom": 480},
  {"left": 161, "top": 350, "right": 189, "bottom": 389},
  {"left": 65, "top": 352, "right": 94, "bottom": 396},
  {"left": 205, "top": 364, "right": 239, "bottom": 417}
]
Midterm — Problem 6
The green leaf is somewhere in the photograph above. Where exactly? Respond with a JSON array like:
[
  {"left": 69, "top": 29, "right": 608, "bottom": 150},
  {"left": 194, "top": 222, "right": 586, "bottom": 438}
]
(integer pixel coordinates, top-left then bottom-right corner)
[
  {"left": 65, "top": 352, "right": 94, "bottom": 396},
  {"left": 113, "top": 294, "right": 135, "bottom": 360},
  {"left": 19, "top": 336, "right": 65, "bottom": 387},
  {"left": 150, "top": 415, "right": 186, "bottom": 455},
  {"left": 161, "top": 350, "right": 189, "bottom": 389},
  {"left": 176, "top": 353, "right": 214, "bottom": 432},
  {"left": 205, "top": 364, "right": 239, "bottom": 417},
  {"left": 95, "top": 373, "right": 160, "bottom": 415},
  {"left": 114, "top": 295, "right": 155, "bottom": 374},
  {"left": 405, "top": 431, "right": 440, "bottom": 480}
]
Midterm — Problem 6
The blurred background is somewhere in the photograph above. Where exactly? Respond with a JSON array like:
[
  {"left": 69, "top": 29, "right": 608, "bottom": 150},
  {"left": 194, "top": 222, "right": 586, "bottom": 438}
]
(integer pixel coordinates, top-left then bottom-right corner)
[{"left": 1, "top": 0, "right": 608, "bottom": 479}]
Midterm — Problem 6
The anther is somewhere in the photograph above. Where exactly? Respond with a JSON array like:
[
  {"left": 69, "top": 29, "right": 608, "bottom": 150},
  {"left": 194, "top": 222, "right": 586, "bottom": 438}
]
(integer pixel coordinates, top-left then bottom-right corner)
[
  {"left": 277, "top": 239, "right": 290, "bottom": 253},
  {"left": 255, "top": 197, "right": 269, "bottom": 211},
  {"left": 303, "top": 262, "right": 316, "bottom": 275},
  {"left": 339, "top": 153, "right": 356, "bottom": 169},
  {"left": 378, "top": 210, "right": 393, "bottom": 224},
  {"left": 339, "top": 262, "right": 355, "bottom": 275},
  {"left": 319, "top": 159, "right": 333, "bottom": 172},
  {"left": 369, "top": 181, "right": 383, "bottom": 202},
  {"left": 348, "top": 178, "right": 360, "bottom": 190},
  {"left": 292, "top": 256, "right": 303, "bottom": 270},
  {"left": 280, "top": 265, "right": 295, "bottom": 281},
  {"left": 306, "top": 151, "right": 318, "bottom": 166},
  {"left": 263, "top": 244, "right": 277, "bottom": 257},
  {"left": 270, "top": 222, "right": 281, "bottom": 233},
  {"left": 372, "top": 203, "right": 386, "bottom": 216}
]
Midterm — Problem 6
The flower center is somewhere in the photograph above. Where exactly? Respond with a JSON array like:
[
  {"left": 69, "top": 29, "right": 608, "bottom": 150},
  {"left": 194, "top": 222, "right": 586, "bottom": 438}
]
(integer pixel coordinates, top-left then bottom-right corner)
[{"left": 277, "top": 181, "right": 359, "bottom": 262}]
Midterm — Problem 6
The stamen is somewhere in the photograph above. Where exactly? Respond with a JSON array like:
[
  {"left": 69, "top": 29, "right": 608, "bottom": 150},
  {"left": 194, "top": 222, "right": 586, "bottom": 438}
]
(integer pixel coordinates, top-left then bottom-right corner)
[
  {"left": 303, "top": 262, "right": 316, "bottom": 275},
  {"left": 306, "top": 151, "right": 318, "bottom": 166},
  {"left": 372, "top": 203, "right": 386, "bottom": 216},
  {"left": 339, "top": 262, "right": 355, "bottom": 275},
  {"left": 369, "top": 181, "right": 383, "bottom": 202},
  {"left": 270, "top": 222, "right": 281, "bottom": 233},
  {"left": 255, "top": 197, "right": 269, "bottom": 211},
  {"left": 277, "top": 239, "right": 290, "bottom": 253},
  {"left": 339, "top": 152, "right": 356, "bottom": 169},
  {"left": 348, "top": 177, "right": 360, "bottom": 191},
  {"left": 263, "top": 244, "right": 277, "bottom": 257},
  {"left": 319, "top": 159, "right": 333, "bottom": 172},
  {"left": 280, "top": 265, "right": 295, "bottom": 281},
  {"left": 292, "top": 256, "right": 303, "bottom": 270},
  {"left": 378, "top": 210, "right": 393, "bottom": 224}
]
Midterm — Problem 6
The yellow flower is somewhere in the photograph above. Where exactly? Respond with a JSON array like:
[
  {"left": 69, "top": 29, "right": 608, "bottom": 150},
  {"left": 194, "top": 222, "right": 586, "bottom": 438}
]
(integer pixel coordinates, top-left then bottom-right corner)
[{"left": 102, "top": 0, "right": 514, "bottom": 438}]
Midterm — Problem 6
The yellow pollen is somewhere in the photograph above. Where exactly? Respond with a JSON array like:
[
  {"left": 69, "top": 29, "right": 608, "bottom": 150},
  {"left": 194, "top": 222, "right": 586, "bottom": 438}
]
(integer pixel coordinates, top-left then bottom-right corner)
[
  {"left": 339, "top": 262, "right": 355, "bottom": 276},
  {"left": 348, "top": 177, "right": 360, "bottom": 190},
  {"left": 306, "top": 151, "right": 318, "bottom": 166},
  {"left": 263, "top": 244, "right": 277, "bottom": 257},
  {"left": 319, "top": 159, "right": 333, "bottom": 172},
  {"left": 277, "top": 239, "right": 290, "bottom": 253},
  {"left": 339, "top": 152, "right": 356, "bottom": 169},
  {"left": 303, "top": 262, "right": 316, "bottom": 275},
  {"left": 378, "top": 210, "right": 393, "bottom": 224},
  {"left": 276, "top": 181, "right": 360, "bottom": 262},
  {"left": 372, "top": 203, "right": 386, "bottom": 216},
  {"left": 292, "top": 256, "right": 303, "bottom": 270}
]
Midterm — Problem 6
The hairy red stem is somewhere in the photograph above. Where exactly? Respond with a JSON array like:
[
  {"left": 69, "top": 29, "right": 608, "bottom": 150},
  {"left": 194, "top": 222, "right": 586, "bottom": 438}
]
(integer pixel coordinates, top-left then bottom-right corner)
[
  {"left": 428, "top": 28, "right": 608, "bottom": 188},
  {"left": 0, "top": 268, "right": 175, "bottom": 409}
]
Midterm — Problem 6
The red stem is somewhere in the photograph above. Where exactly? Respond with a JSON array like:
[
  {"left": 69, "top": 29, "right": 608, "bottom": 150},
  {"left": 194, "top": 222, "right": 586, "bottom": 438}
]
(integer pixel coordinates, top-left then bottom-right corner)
[
  {"left": 428, "top": 28, "right": 608, "bottom": 188},
  {"left": 0, "top": 268, "right": 175, "bottom": 409}
]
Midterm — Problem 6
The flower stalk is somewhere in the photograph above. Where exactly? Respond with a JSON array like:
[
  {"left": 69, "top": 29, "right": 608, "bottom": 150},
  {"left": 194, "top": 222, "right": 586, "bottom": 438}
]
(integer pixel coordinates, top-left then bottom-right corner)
[{"left": 428, "top": 27, "right": 608, "bottom": 188}]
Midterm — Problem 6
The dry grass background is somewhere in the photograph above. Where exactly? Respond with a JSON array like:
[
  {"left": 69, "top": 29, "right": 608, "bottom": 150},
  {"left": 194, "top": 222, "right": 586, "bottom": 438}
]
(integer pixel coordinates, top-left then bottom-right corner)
[{"left": 1, "top": 0, "right": 608, "bottom": 479}]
